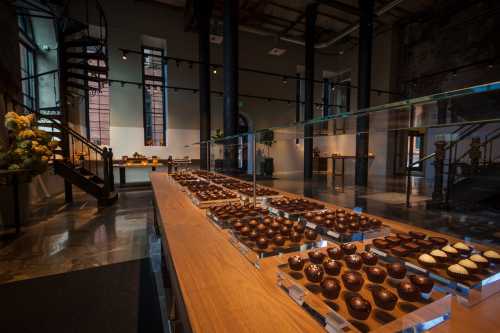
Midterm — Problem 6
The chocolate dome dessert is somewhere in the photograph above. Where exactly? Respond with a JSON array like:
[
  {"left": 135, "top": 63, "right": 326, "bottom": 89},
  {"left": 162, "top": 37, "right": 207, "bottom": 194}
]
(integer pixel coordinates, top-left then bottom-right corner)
[
  {"left": 341, "top": 271, "right": 364, "bottom": 291},
  {"left": 327, "top": 246, "right": 343, "bottom": 260},
  {"left": 305, "top": 264, "right": 324, "bottom": 283},
  {"left": 397, "top": 280, "right": 419, "bottom": 302},
  {"left": 346, "top": 295, "right": 372, "bottom": 320},
  {"left": 409, "top": 275, "right": 434, "bottom": 293},
  {"left": 341, "top": 243, "right": 357, "bottom": 255},
  {"left": 304, "top": 229, "right": 317, "bottom": 240},
  {"left": 429, "top": 237, "right": 448, "bottom": 247},
  {"left": 290, "top": 231, "right": 302, "bottom": 243},
  {"left": 409, "top": 231, "right": 426, "bottom": 240},
  {"left": 321, "top": 278, "right": 341, "bottom": 299},
  {"left": 256, "top": 236, "right": 268, "bottom": 249},
  {"left": 361, "top": 252, "right": 378, "bottom": 266},
  {"left": 288, "top": 255, "right": 305, "bottom": 271},
  {"left": 387, "top": 262, "right": 406, "bottom": 279},
  {"left": 365, "top": 266, "right": 387, "bottom": 284},
  {"left": 293, "top": 223, "right": 306, "bottom": 234},
  {"left": 345, "top": 254, "right": 363, "bottom": 270},
  {"left": 273, "top": 234, "right": 285, "bottom": 246},
  {"left": 323, "top": 259, "right": 341, "bottom": 276},
  {"left": 371, "top": 286, "right": 397, "bottom": 310},
  {"left": 308, "top": 250, "right": 326, "bottom": 264}
]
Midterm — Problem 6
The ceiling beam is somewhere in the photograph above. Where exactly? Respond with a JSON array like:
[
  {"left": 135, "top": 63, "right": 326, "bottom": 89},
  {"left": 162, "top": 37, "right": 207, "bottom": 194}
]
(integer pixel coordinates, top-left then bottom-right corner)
[
  {"left": 280, "top": 12, "right": 306, "bottom": 35},
  {"left": 315, "top": 0, "right": 360, "bottom": 16},
  {"left": 268, "top": 1, "right": 354, "bottom": 25}
]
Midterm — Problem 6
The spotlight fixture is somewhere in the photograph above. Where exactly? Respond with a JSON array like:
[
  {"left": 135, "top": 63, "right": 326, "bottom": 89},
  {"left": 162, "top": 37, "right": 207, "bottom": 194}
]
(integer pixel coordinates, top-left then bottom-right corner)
[
  {"left": 338, "top": 50, "right": 344, "bottom": 55},
  {"left": 282, "top": 76, "right": 288, "bottom": 84},
  {"left": 212, "top": 68, "right": 217, "bottom": 75},
  {"left": 332, "top": 86, "right": 335, "bottom": 91},
  {"left": 488, "top": 64, "right": 494, "bottom": 69},
  {"left": 121, "top": 50, "right": 128, "bottom": 60},
  {"left": 452, "top": 71, "right": 457, "bottom": 77}
]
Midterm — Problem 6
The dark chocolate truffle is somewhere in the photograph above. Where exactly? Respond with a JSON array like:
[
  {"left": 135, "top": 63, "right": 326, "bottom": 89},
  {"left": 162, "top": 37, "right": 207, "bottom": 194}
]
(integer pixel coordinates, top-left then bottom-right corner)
[
  {"left": 397, "top": 281, "right": 419, "bottom": 302},
  {"left": 370, "top": 218, "right": 382, "bottom": 227},
  {"left": 402, "top": 242, "right": 420, "bottom": 252},
  {"left": 387, "top": 262, "right": 407, "bottom": 279},
  {"left": 335, "top": 224, "right": 348, "bottom": 233},
  {"left": 290, "top": 231, "right": 302, "bottom": 243},
  {"left": 240, "top": 226, "right": 251, "bottom": 236},
  {"left": 409, "top": 275, "right": 434, "bottom": 293},
  {"left": 321, "top": 278, "right": 341, "bottom": 299},
  {"left": 346, "top": 295, "right": 372, "bottom": 320},
  {"left": 249, "top": 230, "right": 259, "bottom": 241},
  {"left": 288, "top": 255, "right": 305, "bottom": 271},
  {"left": 265, "top": 228, "right": 276, "bottom": 239},
  {"left": 323, "top": 259, "right": 341, "bottom": 276},
  {"left": 313, "top": 215, "right": 324, "bottom": 225},
  {"left": 361, "top": 252, "right": 378, "bottom": 266},
  {"left": 397, "top": 233, "right": 413, "bottom": 243},
  {"left": 341, "top": 271, "right": 364, "bottom": 292},
  {"left": 372, "top": 239, "right": 391, "bottom": 249},
  {"left": 233, "top": 221, "right": 244, "bottom": 231},
  {"left": 263, "top": 217, "right": 272, "bottom": 225},
  {"left": 293, "top": 223, "right": 305, "bottom": 233},
  {"left": 327, "top": 247, "right": 343, "bottom": 260},
  {"left": 270, "top": 221, "right": 281, "bottom": 230},
  {"left": 409, "top": 231, "right": 426, "bottom": 240},
  {"left": 429, "top": 237, "right": 448, "bottom": 247},
  {"left": 304, "top": 229, "right": 317, "bottom": 241},
  {"left": 248, "top": 219, "right": 259, "bottom": 228},
  {"left": 341, "top": 243, "right": 357, "bottom": 255},
  {"left": 305, "top": 264, "right": 324, "bottom": 283},
  {"left": 391, "top": 246, "right": 410, "bottom": 257},
  {"left": 273, "top": 234, "right": 285, "bottom": 246},
  {"left": 345, "top": 254, "right": 363, "bottom": 270},
  {"left": 256, "top": 236, "right": 268, "bottom": 249},
  {"left": 280, "top": 226, "right": 291, "bottom": 236},
  {"left": 385, "top": 236, "right": 401, "bottom": 246},
  {"left": 308, "top": 250, "right": 326, "bottom": 264},
  {"left": 371, "top": 286, "right": 397, "bottom": 310},
  {"left": 415, "top": 239, "right": 433, "bottom": 249},
  {"left": 365, "top": 266, "right": 387, "bottom": 284},
  {"left": 256, "top": 224, "right": 267, "bottom": 234}
]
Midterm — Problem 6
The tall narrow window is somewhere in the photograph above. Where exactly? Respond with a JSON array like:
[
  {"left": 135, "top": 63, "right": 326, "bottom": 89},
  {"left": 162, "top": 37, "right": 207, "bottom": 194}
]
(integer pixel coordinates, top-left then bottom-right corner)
[
  {"left": 19, "top": 42, "right": 36, "bottom": 112},
  {"left": 142, "top": 47, "right": 167, "bottom": 146},
  {"left": 87, "top": 46, "right": 110, "bottom": 146}
]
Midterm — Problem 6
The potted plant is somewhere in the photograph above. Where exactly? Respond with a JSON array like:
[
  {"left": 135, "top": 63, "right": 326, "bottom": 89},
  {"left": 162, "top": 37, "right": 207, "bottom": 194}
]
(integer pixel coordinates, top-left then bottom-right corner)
[
  {"left": 260, "top": 130, "right": 275, "bottom": 177},
  {"left": 0, "top": 112, "right": 58, "bottom": 175}
]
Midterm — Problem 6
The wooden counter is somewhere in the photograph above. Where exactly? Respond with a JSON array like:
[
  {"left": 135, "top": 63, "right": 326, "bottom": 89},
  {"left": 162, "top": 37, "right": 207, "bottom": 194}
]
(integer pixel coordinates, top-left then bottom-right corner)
[{"left": 151, "top": 172, "right": 500, "bottom": 333}]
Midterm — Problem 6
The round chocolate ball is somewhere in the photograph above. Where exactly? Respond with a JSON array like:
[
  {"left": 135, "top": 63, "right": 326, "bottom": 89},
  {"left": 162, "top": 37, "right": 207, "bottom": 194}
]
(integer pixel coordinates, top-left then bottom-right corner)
[
  {"left": 256, "top": 224, "right": 267, "bottom": 234},
  {"left": 365, "top": 266, "right": 387, "bottom": 284},
  {"left": 270, "top": 221, "right": 281, "bottom": 230},
  {"left": 349, "top": 222, "right": 360, "bottom": 231},
  {"left": 341, "top": 243, "right": 357, "bottom": 255},
  {"left": 249, "top": 230, "right": 259, "bottom": 241},
  {"left": 361, "top": 252, "right": 378, "bottom": 266},
  {"left": 313, "top": 215, "right": 324, "bottom": 225},
  {"left": 305, "top": 264, "right": 324, "bottom": 283},
  {"left": 336, "top": 224, "right": 348, "bottom": 233},
  {"left": 288, "top": 255, "right": 305, "bottom": 271},
  {"left": 346, "top": 295, "right": 372, "bottom": 320},
  {"left": 273, "top": 234, "right": 285, "bottom": 246},
  {"left": 345, "top": 254, "right": 363, "bottom": 270},
  {"left": 293, "top": 223, "right": 306, "bottom": 234},
  {"left": 280, "top": 226, "right": 291, "bottom": 236},
  {"left": 263, "top": 217, "right": 272, "bottom": 226},
  {"left": 409, "top": 275, "right": 434, "bottom": 293},
  {"left": 342, "top": 271, "right": 364, "bottom": 292},
  {"left": 248, "top": 219, "right": 259, "bottom": 229},
  {"left": 397, "top": 280, "right": 419, "bottom": 302},
  {"left": 371, "top": 286, "right": 397, "bottom": 310},
  {"left": 275, "top": 216, "right": 284, "bottom": 224},
  {"left": 265, "top": 228, "right": 276, "bottom": 239},
  {"left": 324, "top": 219, "right": 335, "bottom": 228},
  {"left": 387, "top": 262, "right": 407, "bottom": 279},
  {"left": 321, "top": 278, "right": 341, "bottom": 299},
  {"left": 240, "top": 226, "right": 251, "bottom": 236},
  {"left": 233, "top": 221, "right": 244, "bottom": 231},
  {"left": 304, "top": 229, "right": 317, "bottom": 241},
  {"left": 327, "top": 247, "right": 343, "bottom": 260},
  {"left": 304, "top": 212, "right": 314, "bottom": 219},
  {"left": 308, "top": 250, "right": 326, "bottom": 264},
  {"left": 323, "top": 259, "right": 341, "bottom": 276},
  {"left": 290, "top": 231, "right": 302, "bottom": 243},
  {"left": 256, "top": 236, "right": 268, "bottom": 249}
]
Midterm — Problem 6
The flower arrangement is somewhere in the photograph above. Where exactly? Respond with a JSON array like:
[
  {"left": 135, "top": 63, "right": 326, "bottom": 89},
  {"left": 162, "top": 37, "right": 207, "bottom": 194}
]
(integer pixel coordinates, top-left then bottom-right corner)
[{"left": 0, "top": 112, "right": 59, "bottom": 175}]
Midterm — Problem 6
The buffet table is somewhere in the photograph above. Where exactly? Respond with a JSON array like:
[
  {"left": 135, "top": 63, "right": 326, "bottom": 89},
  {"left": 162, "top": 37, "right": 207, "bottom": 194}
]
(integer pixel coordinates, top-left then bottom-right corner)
[{"left": 151, "top": 172, "right": 500, "bottom": 333}]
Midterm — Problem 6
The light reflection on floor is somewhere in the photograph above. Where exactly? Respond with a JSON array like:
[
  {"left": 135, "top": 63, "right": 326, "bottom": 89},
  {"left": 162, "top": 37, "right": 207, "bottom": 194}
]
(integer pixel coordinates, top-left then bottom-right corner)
[{"left": 0, "top": 189, "right": 153, "bottom": 285}]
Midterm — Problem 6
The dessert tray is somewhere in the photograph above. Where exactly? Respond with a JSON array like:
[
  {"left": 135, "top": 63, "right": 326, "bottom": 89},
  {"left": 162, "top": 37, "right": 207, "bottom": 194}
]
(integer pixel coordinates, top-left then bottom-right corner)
[
  {"left": 299, "top": 209, "right": 391, "bottom": 243},
  {"left": 206, "top": 203, "right": 269, "bottom": 229},
  {"left": 366, "top": 232, "right": 500, "bottom": 306},
  {"left": 277, "top": 245, "right": 451, "bottom": 332},
  {"left": 264, "top": 197, "right": 326, "bottom": 220}
]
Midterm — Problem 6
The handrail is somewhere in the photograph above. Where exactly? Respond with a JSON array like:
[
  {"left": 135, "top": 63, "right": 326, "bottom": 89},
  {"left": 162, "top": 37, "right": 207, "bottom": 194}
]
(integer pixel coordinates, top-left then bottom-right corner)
[{"left": 455, "top": 131, "right": 500, "bottom": 163}]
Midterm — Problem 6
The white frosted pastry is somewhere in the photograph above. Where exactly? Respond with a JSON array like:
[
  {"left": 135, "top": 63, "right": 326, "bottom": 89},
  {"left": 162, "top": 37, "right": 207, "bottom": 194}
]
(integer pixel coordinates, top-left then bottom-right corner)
[
  {"left": 458, "top": 259, "right": 478, "bottom": 271},
  {"left": 470, "top": 254, "right": 488, "bottom": 263},
  {"left": 483, "top": 250, "right": 500, "bottom": 260},
  {"left": 447, "top": 264, "right": 469, "bottom": 280},
  {"left": 442, "top": 245, "right": 458, "bottom": 255},
  {"left": 418, "top": 253, "right": 437, "bottom": 265},
  {"left": 430, "top": 249, "right": 447, "bottom": 258},
  {"left": 453, "top": 242, "right": 471, "bottom": 252}
]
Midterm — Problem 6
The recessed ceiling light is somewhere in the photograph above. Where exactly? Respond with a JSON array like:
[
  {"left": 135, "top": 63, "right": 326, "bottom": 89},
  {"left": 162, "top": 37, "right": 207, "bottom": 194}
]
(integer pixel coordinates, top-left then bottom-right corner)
[{"left": 268, "top": 48, "right": 287, "bottom": 56}]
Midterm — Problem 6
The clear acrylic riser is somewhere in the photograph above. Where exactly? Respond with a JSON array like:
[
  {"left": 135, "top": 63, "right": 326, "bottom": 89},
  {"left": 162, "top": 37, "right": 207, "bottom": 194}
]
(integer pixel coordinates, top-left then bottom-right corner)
[
  {"left": 366, "top": 244, "right": 500, "bottom": 307},
  {"left": 276, "top": 260, "right": 452, "bottom": 333}
]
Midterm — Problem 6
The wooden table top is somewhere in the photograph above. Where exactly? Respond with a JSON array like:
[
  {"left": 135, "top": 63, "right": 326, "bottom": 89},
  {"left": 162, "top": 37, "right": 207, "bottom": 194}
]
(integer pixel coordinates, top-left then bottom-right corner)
[{"left": 151, "top": 172, "right": 500, "bottom": 333}]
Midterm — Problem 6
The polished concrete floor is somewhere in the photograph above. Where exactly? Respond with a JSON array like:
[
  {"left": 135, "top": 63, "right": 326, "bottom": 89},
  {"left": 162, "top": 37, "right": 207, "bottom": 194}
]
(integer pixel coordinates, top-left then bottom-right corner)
[
  {"left": 257, "top": 173, "right": 500, "bottom": 246},
  {"left": 0, "top": 188, "right": 153, "bottom": 285}
]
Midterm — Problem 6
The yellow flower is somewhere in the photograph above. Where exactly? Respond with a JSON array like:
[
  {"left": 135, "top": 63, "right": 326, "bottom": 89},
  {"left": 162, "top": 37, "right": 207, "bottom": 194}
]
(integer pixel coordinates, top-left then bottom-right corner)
[{"left": 19, "top": 129, "right": 36, "bottom": 139}]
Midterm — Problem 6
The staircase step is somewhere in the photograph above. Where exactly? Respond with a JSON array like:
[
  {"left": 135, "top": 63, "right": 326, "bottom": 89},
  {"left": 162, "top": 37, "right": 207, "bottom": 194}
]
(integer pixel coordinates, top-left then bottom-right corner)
[
  {"left": 64, "top": 37, "right": 103, "bottom": 48},
  {"left": 65, "top": 63, "right": 108, "bottom": 74},
  {"left": 65, "top": 51, "right": 106, "bottom": 61},
  {"left": 67, "top": 72, "right": 107, "bottom": 83}
]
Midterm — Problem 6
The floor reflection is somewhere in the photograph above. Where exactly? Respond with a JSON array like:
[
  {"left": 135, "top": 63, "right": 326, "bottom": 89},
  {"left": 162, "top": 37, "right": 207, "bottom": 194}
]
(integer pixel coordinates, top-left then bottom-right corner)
[{"left": 0, "top": 189, "right": 153, "bottom": 285}]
